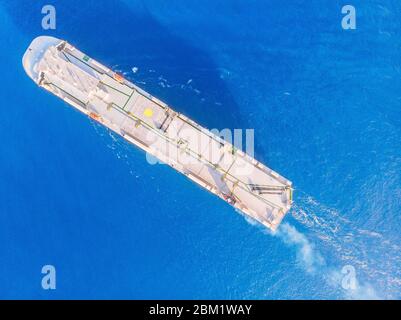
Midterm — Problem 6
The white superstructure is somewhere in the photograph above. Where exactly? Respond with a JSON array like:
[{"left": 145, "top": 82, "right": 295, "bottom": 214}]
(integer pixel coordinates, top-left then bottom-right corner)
[{"left": 23, "top": 36, "right": 293, "bottom": 231}]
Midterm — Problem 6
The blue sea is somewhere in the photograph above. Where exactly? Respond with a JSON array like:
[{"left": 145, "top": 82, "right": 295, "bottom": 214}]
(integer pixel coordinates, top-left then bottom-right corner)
[{"left": 0, "top": 0, "right": 400, "bottom": 299}]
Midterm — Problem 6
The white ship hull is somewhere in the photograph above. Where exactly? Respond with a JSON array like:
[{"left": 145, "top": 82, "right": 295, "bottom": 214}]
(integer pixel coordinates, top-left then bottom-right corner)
[{"left": 23, "top": 36, "right": 293, "bottom": 231}]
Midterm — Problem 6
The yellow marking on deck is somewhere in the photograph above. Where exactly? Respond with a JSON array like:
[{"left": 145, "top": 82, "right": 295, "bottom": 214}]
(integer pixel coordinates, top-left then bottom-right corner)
[{"left": 144, "top": 108, "right": 153, "bottom": 118}]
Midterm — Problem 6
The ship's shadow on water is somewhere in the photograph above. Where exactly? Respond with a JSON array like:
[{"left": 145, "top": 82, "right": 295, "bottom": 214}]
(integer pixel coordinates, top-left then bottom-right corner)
[{"left": 4, "top": 0, "right": 242, "bottom": 131}]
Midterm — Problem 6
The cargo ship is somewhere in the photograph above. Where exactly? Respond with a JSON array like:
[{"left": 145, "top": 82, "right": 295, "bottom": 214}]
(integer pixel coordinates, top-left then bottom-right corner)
[{"left": 22, "top": 36, "right": 292, "bottom": 231}]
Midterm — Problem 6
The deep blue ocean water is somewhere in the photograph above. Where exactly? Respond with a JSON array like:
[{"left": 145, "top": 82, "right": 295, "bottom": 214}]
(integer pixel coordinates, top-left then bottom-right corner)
[{"left": 0, "top": 0, "right": 400, "bottom": 299}]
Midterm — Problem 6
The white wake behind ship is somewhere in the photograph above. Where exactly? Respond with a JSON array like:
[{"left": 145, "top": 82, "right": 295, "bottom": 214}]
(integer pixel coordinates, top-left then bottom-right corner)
[{"left": 22, "top": 36, "right": 293, "bottom": 231}]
